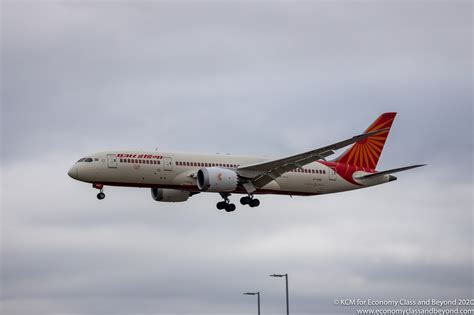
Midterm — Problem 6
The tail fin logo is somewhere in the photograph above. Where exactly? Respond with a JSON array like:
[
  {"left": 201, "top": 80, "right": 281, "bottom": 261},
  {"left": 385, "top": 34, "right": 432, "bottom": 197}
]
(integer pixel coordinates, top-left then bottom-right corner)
[{"left": 336, "top": 112, "right": 396, "bottom": 170}]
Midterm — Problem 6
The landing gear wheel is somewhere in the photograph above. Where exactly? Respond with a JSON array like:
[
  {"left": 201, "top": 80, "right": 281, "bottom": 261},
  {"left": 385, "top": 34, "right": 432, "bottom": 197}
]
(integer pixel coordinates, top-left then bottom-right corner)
[
  {"left": 218, "top": 193, "right": 236, "bottom": 212},
  {"left": 97, "top": 192, "right": 105, "bottom": 200},
  {"left": 225, "top": 203, "right": 236, "bottom": 212},
  {"left": 240, "top": 196, "right": 250, "bottom": 206},
  {"left": 249, "top": 198, "right": 260, "bottom": 207},
  {"left": 240, "top": 196, "right": 251, "bottom": 205}
]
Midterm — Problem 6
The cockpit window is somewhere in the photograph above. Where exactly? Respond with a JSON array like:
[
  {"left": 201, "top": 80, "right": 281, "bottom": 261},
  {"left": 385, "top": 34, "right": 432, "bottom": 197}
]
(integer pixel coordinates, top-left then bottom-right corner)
[{"left": 77, "top": 157, "right": 93, "bottom": 163}]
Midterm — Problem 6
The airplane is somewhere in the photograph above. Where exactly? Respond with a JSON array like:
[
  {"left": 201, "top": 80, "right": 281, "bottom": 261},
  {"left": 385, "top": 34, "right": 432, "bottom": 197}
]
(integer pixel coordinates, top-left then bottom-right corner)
[{"left": 68, "top": 112, "right": 425, "bottom": 212}]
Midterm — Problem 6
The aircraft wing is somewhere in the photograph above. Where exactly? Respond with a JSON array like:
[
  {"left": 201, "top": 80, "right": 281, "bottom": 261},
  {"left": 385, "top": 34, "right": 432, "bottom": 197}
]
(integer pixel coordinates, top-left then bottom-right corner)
[{"left": 236, "top": 129, "right": 389, "bottom": 192}]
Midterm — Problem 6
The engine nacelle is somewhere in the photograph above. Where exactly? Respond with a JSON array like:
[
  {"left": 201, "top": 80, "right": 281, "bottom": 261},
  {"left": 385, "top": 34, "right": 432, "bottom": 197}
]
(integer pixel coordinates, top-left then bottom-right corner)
[
  {"left": 197, "top": 167, "right": 238, "bottom": 192},
  {"left": 151, "top": 188, "right": 190, "bottom": 202}
]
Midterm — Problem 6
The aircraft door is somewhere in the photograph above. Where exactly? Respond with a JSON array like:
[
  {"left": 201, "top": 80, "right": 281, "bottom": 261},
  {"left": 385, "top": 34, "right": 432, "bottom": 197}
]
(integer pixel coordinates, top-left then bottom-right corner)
[
  {"left": 329, "top": 168, "right": 337, "bottom": 181},
  {"left": 107, "top": 154, "right": 117, "bottom": 168},
  {"left": 164, "top": 157, "right": 173, "bottom": 171}
]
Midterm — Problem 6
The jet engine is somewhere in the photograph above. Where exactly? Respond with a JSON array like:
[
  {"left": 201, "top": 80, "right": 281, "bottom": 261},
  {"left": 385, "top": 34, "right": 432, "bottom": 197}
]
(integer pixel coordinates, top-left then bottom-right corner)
[
  {"left": 197, "top": 167, "right": 238, "bottom": 192},
  {"left": 151, "top": 188, "right": 190, "bottom": 202}
]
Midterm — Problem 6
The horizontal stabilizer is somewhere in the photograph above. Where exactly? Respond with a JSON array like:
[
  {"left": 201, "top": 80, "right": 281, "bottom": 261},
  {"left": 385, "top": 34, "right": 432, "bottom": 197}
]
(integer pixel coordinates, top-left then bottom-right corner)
[{"left": 355, "top": 164, "right": 426, "bottom": 180}]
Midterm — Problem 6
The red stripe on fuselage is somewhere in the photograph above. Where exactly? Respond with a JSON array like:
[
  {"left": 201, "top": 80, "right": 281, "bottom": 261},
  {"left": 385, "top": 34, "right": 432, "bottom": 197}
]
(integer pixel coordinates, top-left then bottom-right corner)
[
  {"left": 88, "top": 181, "right": 319, "bottom": 196},
  {"left": 317, "top": 161, "right": 375, "bottom": 185}
]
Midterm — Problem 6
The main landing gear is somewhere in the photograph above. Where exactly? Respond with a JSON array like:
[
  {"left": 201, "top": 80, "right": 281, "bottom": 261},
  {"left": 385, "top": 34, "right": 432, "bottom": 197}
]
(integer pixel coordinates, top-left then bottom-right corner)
[
  {"left": 217, "top": 193, "right": 236, "bottom": 212},
  {"left": 93, "top": 183, "right": 105, "bottom": 200},
  {"left": 240, "top": 195, "right": 260, "bottom": 207},
  {"left": 216, "top": 193, "right": 260, "bottom": 212}
]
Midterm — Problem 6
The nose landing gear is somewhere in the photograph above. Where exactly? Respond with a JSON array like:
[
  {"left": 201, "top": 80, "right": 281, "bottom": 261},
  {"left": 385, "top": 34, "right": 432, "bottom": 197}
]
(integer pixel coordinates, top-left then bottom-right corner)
[
  {"left": 93, "top": 183, "right": 105, "bottom": 200},
  {"left": 240, "top": 195, "right": 260, "bottom": 207},
  {"left": 217, "top": 193, "right": 236, "bottom": 212}
]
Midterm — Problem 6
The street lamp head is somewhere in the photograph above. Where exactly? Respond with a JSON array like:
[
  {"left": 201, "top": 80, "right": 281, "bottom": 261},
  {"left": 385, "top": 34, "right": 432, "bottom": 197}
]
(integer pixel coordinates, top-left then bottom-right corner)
[
  {"left": 243, "top": 292, "right": 257, "bottom": 295},
  {"left": 270, "top": 274, "right": 284, "bottom": 277}
]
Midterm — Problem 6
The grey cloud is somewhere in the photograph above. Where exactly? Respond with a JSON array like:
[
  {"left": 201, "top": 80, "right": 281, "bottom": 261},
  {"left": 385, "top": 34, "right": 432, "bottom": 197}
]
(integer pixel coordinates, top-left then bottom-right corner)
[{"left": 1, "top": 1, "right": 472, "bottom": 315}]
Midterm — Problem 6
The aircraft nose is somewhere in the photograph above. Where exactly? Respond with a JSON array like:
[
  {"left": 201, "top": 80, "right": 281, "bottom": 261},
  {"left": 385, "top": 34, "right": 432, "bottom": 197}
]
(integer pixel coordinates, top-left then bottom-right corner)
[{"left": 68, "top": 166, "right": 78, "bottom": 179}]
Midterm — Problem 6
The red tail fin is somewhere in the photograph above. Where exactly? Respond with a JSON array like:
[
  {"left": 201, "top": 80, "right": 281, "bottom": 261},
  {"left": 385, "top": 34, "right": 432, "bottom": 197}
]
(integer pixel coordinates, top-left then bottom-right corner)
[{"left": 335, "top": 112, "right": 396, "bottom": 170}]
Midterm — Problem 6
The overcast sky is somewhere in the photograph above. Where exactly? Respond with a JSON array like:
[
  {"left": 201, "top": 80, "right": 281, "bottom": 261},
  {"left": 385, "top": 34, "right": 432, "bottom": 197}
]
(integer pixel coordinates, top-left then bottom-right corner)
[{"left": 1, "top": 1, "right": 472, "bottom": 315}]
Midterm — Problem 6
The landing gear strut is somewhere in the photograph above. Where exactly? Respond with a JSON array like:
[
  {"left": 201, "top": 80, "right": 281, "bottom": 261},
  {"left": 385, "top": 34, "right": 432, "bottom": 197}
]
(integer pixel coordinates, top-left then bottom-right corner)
[
  {"left": 93, "top": 183, "right": 105, "bottom": 200},
  {"left": 217, "top": 193, "right": 236, "bottom": 212},
  {"left": 240, "top": 195, "right": 260, "bottom": 207}
]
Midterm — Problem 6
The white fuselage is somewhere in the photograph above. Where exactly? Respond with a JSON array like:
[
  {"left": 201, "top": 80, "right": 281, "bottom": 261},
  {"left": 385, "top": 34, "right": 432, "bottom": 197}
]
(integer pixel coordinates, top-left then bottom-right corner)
[{"left": 68, "top": 151, "right": 390, "bottom": 196}]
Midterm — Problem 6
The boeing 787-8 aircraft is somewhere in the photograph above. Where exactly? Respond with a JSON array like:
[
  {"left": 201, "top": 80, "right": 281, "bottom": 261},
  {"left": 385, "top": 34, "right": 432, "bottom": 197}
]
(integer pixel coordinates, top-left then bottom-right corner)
[{"left": 68, "top": 113, "right": 424, "bottom": 212}]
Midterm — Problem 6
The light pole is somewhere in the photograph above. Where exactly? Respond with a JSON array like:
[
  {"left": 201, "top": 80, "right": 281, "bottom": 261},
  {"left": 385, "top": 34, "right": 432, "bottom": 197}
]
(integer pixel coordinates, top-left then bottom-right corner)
[
  {"left": 270, "top": 273, "right": 289, "bottom": 315},
  {"left": 243, "top": 292, "right": 261, "bottom": 315}
]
